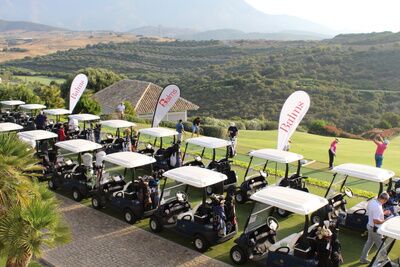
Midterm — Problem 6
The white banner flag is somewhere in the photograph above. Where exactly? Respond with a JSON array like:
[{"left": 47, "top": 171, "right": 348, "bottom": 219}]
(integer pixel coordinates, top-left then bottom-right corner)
[
  {"left": 69, "top": 74, "right": 88, "bottom": 113},
  {"left": 277, "top": 91, "right": 310, "bottom": 150},
  {"left": 152, "top": 84, "right": 180, "bottom": 127}
]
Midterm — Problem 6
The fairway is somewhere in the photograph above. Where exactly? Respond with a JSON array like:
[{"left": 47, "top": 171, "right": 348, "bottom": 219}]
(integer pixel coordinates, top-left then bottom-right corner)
[{"left": 14, "top": 75, "right": 66, "bottom": 85}]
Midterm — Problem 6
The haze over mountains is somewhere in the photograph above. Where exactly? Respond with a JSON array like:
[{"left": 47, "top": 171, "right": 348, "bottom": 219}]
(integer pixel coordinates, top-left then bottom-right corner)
[{"left": 0, "top": 0, "right": 333, "bottom": 39}]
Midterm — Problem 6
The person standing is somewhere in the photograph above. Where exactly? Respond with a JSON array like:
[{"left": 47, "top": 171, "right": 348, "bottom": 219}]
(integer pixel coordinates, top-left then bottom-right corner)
[
  {"left": 191, "top": 117, "right": 201, "bottom": 137},
  {"left": 328, "top": 138, "right": 339, "bottom": 170},
  {"left": 57, "top": 124, "right": 66, "bottom": 141},
  {"left": 116, "top": 102, "right": 126, "bottom": 120},
  {"left": 373, "top": 134, "right": 389, "bottom": 168},
  {"left": 227, "top": 122, "right": 239, "bottom": 153},
  {"left": 34, "top": 110, "right": 47, "bottom": 130},
  {"left": 360, "top": 192, "right": 391, "bottom": 264},
  {"left": 176, "top": 119, "right": 185, "bottom": 142}
]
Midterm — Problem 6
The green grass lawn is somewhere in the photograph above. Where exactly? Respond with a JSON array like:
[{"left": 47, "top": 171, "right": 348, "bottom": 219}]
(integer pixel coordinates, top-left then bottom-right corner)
[{"left": 14, "top": 75, "right": 66, "bottom": 85}]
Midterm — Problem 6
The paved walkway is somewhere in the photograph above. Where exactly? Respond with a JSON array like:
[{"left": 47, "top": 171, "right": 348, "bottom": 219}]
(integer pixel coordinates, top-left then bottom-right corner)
[{"left": 43, "top": 195, "right": 231, "bottom": 267}]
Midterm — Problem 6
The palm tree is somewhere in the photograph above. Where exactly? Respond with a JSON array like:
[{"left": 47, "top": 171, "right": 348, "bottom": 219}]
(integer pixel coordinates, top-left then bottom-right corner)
[
  {"left": 0, "top": 184, "right": 70, "bottom": 267},
  {"left": 0, "top": 134, "right": 70, "bottom": 267}
]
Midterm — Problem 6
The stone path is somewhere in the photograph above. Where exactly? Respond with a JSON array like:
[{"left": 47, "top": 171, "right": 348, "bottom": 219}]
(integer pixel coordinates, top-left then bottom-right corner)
[{"left": 42, "top": 195, "right": 231, "bottom": 267}]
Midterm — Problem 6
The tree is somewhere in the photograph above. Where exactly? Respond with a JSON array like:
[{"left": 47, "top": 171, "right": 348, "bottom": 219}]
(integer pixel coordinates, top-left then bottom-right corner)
[
  {"left": 33, "top": 84, "right": 65, "bottom": 109},
  {"left": 73, "top": 91, "right": 102, "bottom": 115},
  {"left": 0, "top": 184, "right": 70, "bottom": 267}
]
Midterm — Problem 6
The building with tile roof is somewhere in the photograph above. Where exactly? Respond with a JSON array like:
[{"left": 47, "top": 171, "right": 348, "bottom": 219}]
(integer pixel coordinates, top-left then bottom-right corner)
[{"left": 93, "top": 79, "right": 199, "bottom": 122}]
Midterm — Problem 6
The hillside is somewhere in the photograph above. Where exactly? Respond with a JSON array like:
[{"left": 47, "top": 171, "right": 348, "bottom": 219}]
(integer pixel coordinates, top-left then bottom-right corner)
[
  {"left": 0, "top": 0, "right": 331, "bottom": 35},
  {"left": 0, "top": 19, "right": 65, "bottom": 32},
  {"left": 3, "top": 33, "right": 400, "bottom": 134}
]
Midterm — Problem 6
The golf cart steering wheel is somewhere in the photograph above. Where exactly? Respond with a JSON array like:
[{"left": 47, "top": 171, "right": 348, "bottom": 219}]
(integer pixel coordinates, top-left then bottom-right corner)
[
  {"left": 276, "top": 246, "right": 290, "bottom": 254},
  {"left": 354, "top": 208, "right": 367, "bottom": 215},
  {"left": 181, "top": 214, "right": 193, "bottom": 221},
  {"left": 267, "top": 216, "right": 279, "bottom": 231},
  {"left": 176, "top": 191, "right": 188, "bottom": 203},
  {"left": 342, "top": 186, "right": 354, "bottom": 198}
]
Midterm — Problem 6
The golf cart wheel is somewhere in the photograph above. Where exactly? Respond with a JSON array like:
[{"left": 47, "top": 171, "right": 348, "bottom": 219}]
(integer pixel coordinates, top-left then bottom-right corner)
[
  {"left": 123, "top": 209, "right": 137, "bottom": 224},
  {"left": 193, "top": 234, "right": 209, "bottom": 252},
  {"left": 91, "top": 196, "right": 103, "bottom": 209},
  {"left": 235, "top": 191, "right": 247, "bottom": 204},
  {"left": 48, "top": 179, "right": 57, "bottom": 190},
  {"left": 276, "top": 208, "right": 290, "bottom": 218},
  {"left": 230, "top": 245, "right": 247, "bottom": 265},
  {"left": 72, "top": 188, "right": 83, "bottom": 202},
  {"left": 149, "top": 217, "right": 163, "bottom": 233}
]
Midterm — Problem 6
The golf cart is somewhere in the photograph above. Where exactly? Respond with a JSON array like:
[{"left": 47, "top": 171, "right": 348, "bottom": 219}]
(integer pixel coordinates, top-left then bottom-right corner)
[
  {"left": 18, "top": 130, "right": 58, "bottom": 180},
  {"left": 44, "top": 108, "right": 71, "bottom": 132},
  {"left": 369, "top": 216, "right": 400, "bottom": 267},
  {"left": 315, "top": 163, "right": 396, "bottom": 231},
  {"left": 19, "top": 104, "right": 47, "bottom": 130},
  {"left": 149, "top": 166, "right": 238, "bottom": 252},
  {"left": 68, "top": 113, "right": 100, "bottom": 140},
  {"left": 235, "top": 148, "right": 304, "bottom": 204},
  {"left": 0, "top": 100, "right": 25, "bottom": 122},
  {"left": 48, "top": 139, "right": 103, "bottom": 201},
  {"left": 100, "top": 120, "right": 136, "bottom": 154},
  {"left": 182, "top": 136, "right": 238, "bottom": 193},
  {"left": 230, "top": 186, "right": 330, "bottom": 266},
  {"left": 137, "top": 127, "right": 180, "bottom": 170},
  {"left": 91, "top": 151, "right": 160, "bottom": 224},
  {"left": 0, "top": 122, "right": 23, "bottom": 134}
]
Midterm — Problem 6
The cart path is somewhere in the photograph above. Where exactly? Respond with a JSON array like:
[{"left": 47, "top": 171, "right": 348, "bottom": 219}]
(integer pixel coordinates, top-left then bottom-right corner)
[{"left": 42, "top": 195, "right": 231, "bottom": 267}]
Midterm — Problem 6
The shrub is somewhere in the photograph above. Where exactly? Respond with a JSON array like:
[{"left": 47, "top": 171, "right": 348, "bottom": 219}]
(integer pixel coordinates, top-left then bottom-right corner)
[
  {"left": 245, "top": 120, "right": 262, "bottom": 130},
  {"left": 159, "top": 121, "right": 176, "bottom": 129},
  {"left": 202, "top": 125, "right": 226, "bottom": 138},
  {"left": 308, "top": 120, "right": 328, "bottom": 135},
  {"left": 235, "top": 121, "right": 246, "bottom": 130},
  {"left": 261, "top": 121, "right": 278, "bottom": 130}
]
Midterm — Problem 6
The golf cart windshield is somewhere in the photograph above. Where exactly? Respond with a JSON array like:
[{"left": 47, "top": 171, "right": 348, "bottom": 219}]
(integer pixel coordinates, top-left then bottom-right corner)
[
  {"left": 325, "top": 173, "right": 348, "bottom": 199},
  {"left": 161, "top": 182, "right": 187, "bottom": 204},
  {"left": 245, "top": 202, "right": 273, "bottom": 233}
]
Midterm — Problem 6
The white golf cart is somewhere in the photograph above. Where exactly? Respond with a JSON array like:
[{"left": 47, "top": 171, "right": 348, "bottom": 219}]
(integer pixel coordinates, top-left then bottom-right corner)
[
  {"left": 182, "top": 136, "right": 238, "bottom": 193},
  {"left": 137, "top": 127, "right": 180, "bottom": 170},
  {"left": 319, "top": 163, "right": 396, "bottom": 231},
  {"left": 91, "top": 151, "right": 160, "bottom": 224},
  {"left": 44, "top": 108, "right": 71, "bottom": 131},
  {"left": 19, "top": 103, "right": 47, "bottom": 129},
  {"left": 48, "top": 139, "right": 102, "bottom": 201},
  {"left": 0, "top": 100, "right": 25, "bottom": 122},
  {"left": 18, "top": 130, "right": 58, "bottom": 180},
  {"left": 230, "top": 186, "right": 329, "bottom": 266},
  {"left": 100, "top": 120, "right": 136, "bottom": 153},
  {"left": 149, "top": 166, "right": 238, "bottom": 252},
  {"left": 369, "top": 216, "right": 400, "bottom": 267},
  {"left": 235, "top": 148, "right": 305, "bottom": 204},
  {"left": 0, "top": 122, "right": 23, "bottom": 134},
  {"left": 68, "top": 113, "right": 100, "bottom": 140}
]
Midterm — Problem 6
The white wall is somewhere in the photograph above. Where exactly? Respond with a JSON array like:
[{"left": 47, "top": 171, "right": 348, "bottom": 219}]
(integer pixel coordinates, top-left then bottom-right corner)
[{"left": 138, "top": 111, "right": 187, "bottom": 122}]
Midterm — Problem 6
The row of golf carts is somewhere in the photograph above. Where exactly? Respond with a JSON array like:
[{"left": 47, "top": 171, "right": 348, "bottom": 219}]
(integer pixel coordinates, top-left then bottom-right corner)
[{"left": 1, "top": 109, "right": 399, "bottom": 266}]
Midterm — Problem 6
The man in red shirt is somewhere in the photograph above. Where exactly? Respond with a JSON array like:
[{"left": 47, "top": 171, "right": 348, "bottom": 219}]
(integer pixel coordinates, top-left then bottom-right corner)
[
  {"left": 374, "top": 134, "right": 389, "bottom": 168},
  {"left": 328, "top": 138, "right": 339, "bottom": 170}
]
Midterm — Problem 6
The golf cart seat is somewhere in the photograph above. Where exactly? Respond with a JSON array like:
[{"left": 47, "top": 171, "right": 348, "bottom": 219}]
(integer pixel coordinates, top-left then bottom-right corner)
[
  {"left": 269, "top": 232, "right": 302, "bottom": 253},
  {"left": 248, "top": 176, "right": 268, "bottom": 191},
  {"left": 347, "top": 201, "right": 368, "bottom": 214}
]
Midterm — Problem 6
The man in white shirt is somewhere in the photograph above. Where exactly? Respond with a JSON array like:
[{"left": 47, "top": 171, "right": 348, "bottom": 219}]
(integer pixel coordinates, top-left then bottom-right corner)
[
  {"left": 360, "top": 192, "right": 390, "bottom": 264},
  {"left": 116, "top": 102, "right": 126, "bottom": 120}
]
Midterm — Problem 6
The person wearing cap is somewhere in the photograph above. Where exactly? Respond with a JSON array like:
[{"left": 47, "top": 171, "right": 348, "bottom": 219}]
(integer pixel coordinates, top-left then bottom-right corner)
[
  {"left": 373, "top": 134, "right": 389, "bottom": 168},
  {"left": 116, "top": 101, "right": 125, "bottom": 120},
  {"left": 360, "top": 192, "right": 391, "bottom": 264},
  {"left": 328, "top": 138, "right": 339, "bottom": 170},
  {"left": 227, "top": 122, "right": 238, "bottom": 149}
]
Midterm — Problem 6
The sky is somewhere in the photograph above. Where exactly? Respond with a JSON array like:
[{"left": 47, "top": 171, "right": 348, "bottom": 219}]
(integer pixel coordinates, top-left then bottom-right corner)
[{"left": 245, "top": 0, "right": 400, "bottom": 33}]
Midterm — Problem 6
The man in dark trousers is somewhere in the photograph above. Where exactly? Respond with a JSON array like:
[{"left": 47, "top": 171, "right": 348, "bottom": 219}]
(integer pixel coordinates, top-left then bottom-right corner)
[
  {"left": 328, "top": 138, "right": 339, "bottom": 170},
  {"left": 34, "top": 110, "right": 47, "bottom": 130}
]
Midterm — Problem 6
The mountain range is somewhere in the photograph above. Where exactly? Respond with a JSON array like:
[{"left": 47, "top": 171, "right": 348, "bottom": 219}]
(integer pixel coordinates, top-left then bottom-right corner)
[{"left": 0, "top": 0, "right": 333, "bottom": 35}]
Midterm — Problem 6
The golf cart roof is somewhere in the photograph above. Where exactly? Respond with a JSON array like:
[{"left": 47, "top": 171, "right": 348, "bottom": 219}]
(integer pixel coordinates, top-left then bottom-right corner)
[
  {"left": 44, "top": 108, "right": 71, "bottom": 115},
  {"left": 0, "top": 122, "right": 23, "bottom": 132},
  {"left": 332, "top": 163, "right": 395, "bottom": 183},
  {"left": 100, "top": 120, "right": 136, "bottom": 129},
  {"left": 20, "top": 104, "right": 46, "bottom": 110},
  {"left": 103, "top": 152, "right": 156, "bottom": 168},
  {"left": 185, "top": 136, "right": 231, "bottom": 149},
  {"left": 250, "top": 186, "right": 329, "bottom": 215},
  {"left": 0, "top": 100, "right": 25, "bottom": 106},
  {"left": 378, "top": 216, "right": 400, "bottom": 240},
  {"left": 55, "top": 139, "right": 102, "bottom": 153},
  {"left": 163, "top": 166, "right": 227, "bottom": 188},
  {"left": 249, "top": 148, "right": 304, "bottom": 163},
  {"left": 18, "top": 130, "right": 58, "bottom": 141},
  {"left": 139, "top": 127, "right": 178, "bottom": 138},
  {"left": 68, "top": 114, "right": 100, "bottom": 121}
]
